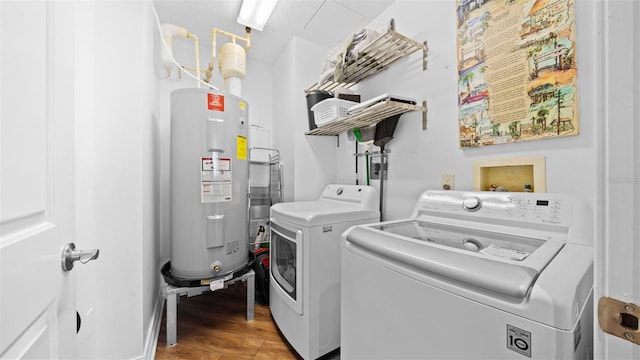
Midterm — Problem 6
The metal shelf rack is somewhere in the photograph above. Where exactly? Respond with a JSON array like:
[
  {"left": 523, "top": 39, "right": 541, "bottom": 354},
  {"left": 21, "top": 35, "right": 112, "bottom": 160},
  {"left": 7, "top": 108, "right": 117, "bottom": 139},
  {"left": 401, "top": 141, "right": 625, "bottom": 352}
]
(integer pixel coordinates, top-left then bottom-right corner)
[
  {"left": 305, "top": 99, "right": 427, "bottom": 136},
  {"left": 247, "top": 147, "right": 282, "bottom": 249},
  {"left": 304, "top": 19, "right": 429, "bottom": 136},
  {"left": 305, "top": 19, "right": 428, "bottom": 93}
]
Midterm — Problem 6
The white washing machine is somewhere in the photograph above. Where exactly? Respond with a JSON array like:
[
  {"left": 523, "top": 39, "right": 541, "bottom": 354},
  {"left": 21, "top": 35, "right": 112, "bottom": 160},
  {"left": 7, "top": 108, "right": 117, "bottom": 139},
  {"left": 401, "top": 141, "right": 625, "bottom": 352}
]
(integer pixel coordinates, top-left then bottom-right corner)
[
  {"left": 341, "top": 190, "right": 594, "bottom": 359},
  {"left": 270, "top": 184, "right": 379, "bottom": 359}
]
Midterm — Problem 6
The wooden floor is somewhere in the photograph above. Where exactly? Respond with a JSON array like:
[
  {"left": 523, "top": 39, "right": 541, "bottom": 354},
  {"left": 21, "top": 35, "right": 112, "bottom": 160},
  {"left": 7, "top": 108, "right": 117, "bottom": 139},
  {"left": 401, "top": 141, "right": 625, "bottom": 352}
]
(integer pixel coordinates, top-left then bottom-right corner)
[{"left": 155, "top": 282, "right": 301, "bottom": 360}]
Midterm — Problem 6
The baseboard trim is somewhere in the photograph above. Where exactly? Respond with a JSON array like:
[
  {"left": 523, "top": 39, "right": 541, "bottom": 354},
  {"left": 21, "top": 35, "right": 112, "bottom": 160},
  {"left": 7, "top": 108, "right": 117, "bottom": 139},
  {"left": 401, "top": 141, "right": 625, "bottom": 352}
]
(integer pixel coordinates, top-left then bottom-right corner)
[{"left": 143, "top": 286, "right": 165, "bottom": 360}]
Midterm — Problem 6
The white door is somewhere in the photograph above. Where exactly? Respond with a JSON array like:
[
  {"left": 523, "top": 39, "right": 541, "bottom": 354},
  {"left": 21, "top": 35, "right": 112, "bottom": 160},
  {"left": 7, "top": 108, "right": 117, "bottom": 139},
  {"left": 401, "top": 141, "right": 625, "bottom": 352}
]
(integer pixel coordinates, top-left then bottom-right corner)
[
  {"left": 1, "top": 1, "right": 83, "bottom": 358},
  {"left": 595, "top": 0, "right": 640, "bottom": 359}
]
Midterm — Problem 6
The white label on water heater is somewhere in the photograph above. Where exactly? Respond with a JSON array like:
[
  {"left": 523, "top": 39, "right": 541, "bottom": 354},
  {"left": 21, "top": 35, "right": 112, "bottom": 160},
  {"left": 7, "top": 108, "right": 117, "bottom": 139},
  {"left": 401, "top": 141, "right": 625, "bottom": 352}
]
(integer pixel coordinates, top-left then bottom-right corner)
[
  {"left": 201, "top": 157, "right": 232, "bottom": 203},
  {"left": 210, "top": 279, "right": 224, "bottom": 291}
]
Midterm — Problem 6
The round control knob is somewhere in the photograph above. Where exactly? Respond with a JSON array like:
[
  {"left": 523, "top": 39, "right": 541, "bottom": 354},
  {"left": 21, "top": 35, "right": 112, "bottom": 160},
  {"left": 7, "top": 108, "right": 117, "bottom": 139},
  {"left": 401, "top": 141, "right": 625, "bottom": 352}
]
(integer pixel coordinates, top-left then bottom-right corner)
[
  {"left": 462, "top": 238, "right": 482, "bottom": 252},
  {"left": 462, "top": 197, "right": 482, "bottom": 211}
]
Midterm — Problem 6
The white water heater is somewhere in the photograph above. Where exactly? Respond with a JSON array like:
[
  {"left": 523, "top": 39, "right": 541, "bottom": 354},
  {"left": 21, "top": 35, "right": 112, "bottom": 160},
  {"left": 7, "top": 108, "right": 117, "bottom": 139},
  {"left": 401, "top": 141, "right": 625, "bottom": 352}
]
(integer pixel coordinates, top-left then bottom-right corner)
[{"left": 170, "top": 88, "right": 250, "bottom": 280}]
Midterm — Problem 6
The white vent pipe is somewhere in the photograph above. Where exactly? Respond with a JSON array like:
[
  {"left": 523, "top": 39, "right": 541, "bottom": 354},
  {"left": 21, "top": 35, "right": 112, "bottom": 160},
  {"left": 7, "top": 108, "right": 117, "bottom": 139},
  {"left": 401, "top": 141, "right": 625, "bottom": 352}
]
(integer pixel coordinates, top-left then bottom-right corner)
[
  {"left": 161, "top": 23, "right": 189, "bottom": 77},
  {"left": 150, "top": 3, "right": 216, "bottom": 89}
]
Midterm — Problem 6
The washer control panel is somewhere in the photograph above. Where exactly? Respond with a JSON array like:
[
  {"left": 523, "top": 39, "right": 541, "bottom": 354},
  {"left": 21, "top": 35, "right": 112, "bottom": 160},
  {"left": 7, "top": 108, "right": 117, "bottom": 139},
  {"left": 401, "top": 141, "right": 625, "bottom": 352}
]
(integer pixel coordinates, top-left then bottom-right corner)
[{"left": 416, "top": 191, "right": 571, "bottom": 225}]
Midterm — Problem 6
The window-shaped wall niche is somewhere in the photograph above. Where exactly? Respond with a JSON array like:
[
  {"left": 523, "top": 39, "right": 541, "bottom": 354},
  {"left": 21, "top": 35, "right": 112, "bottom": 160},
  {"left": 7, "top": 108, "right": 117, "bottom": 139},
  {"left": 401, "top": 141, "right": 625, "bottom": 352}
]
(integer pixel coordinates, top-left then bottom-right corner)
[{"left": 472, "top": 156, "right": 546, "bottom": 193}]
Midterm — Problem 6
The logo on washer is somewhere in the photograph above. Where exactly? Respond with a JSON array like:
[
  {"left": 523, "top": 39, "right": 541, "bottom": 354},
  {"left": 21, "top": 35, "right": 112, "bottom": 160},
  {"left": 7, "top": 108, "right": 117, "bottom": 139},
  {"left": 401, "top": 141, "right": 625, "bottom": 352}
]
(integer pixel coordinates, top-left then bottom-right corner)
[{"left": 507, "top": 324, "right": 531, "bottom": 357}]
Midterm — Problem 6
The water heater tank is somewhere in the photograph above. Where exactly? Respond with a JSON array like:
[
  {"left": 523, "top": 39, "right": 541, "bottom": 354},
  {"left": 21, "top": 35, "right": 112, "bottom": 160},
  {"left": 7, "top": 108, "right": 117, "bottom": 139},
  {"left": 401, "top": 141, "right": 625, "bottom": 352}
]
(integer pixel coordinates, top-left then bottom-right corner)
[{"left": 170, "top": 88, "right": 250, "bottom": 280}]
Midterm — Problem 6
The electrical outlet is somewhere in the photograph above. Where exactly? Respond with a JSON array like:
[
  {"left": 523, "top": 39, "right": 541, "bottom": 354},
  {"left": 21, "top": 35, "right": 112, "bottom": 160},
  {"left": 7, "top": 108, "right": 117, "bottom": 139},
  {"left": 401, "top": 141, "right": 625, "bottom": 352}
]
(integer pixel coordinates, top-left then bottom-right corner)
[
  {"left": 370, "top": 156, "right": 387, "bottom": 180},
  {"left": 442, "top": 174, "right": 455, "bottom": 190}
]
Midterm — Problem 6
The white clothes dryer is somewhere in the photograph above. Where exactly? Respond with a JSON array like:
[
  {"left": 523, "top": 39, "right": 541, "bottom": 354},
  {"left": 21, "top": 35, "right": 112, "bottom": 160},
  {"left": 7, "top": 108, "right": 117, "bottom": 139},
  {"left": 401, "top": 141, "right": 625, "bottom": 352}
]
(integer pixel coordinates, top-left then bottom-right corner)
[
  {"left": 341, "top": 190, "right": 594, "bottom": 359},
  {"left": 269, "top": 184, "right": 379, "bottom": 359}
]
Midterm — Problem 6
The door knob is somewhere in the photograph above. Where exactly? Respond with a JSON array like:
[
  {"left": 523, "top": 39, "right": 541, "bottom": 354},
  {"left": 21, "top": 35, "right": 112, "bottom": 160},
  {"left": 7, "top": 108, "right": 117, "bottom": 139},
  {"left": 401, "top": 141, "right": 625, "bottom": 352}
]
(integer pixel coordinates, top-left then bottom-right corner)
[{"left": 61, "top": 243, "right": 100, "bottom": 272}]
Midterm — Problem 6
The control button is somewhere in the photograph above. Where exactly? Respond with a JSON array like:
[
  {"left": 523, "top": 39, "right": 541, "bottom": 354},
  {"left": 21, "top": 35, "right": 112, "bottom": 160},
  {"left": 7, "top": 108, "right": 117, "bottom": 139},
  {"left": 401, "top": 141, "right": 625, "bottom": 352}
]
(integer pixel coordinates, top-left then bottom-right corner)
[
  {"left": 462, "top": 197, "right": 482, "bottom": 211},
  {"left": 336, "top": 187, "right": 344, "bottom": 196},
  {"left": 462, "top": 238, "right": 482, "bottom": 252}
]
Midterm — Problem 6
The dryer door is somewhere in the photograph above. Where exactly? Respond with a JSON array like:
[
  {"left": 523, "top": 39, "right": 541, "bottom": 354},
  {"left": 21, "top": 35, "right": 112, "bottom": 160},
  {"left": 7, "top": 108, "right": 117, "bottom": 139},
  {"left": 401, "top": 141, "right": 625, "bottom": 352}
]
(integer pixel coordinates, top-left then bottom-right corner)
[{"left": 270, "top": 221, "right": 303, "bottom": 315}]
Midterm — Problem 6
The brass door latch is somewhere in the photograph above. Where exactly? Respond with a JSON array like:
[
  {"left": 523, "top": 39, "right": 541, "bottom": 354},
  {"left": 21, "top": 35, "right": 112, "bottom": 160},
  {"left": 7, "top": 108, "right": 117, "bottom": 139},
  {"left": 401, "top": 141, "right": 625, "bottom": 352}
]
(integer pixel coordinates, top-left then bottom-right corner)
[{"left": 598, "top": 297, "right": 640, "bottom": 345}]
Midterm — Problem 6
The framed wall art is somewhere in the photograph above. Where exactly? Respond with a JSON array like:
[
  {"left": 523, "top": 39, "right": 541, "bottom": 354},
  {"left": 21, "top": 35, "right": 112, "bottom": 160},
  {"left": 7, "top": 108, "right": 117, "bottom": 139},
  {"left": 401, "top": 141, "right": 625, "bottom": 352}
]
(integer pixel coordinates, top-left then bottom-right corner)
[{"left": 456, "top": 0, "right": 578, "bottom": 148}]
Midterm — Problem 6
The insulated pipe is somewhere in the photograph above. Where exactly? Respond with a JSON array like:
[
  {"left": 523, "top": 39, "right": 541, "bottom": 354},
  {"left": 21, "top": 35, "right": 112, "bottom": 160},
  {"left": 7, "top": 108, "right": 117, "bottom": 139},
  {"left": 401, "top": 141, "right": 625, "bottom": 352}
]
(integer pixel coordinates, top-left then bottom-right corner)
[
  {"left": 192, "top": 34, "right": 201, "bottom": 88},
  {"left": 151, "top": 3, "right": 218, "bottom": 90},
  {"left": 161, "top": 24, "right": 203, "bottom": 88},
  {"left": 161, "top": 23, "right": 189, "bottom": 77}
]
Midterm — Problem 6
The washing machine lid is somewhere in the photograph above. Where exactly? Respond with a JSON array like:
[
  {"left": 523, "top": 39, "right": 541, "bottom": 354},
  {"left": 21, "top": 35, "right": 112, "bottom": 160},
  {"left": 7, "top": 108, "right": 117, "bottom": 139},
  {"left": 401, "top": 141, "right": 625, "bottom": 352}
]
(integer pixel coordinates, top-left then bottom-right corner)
[
  {"left": 345, "top": 220, "right": 565, "bottom": 299},
  {"left": 271, "top": 200, "right": 380, "bottom": 227}
]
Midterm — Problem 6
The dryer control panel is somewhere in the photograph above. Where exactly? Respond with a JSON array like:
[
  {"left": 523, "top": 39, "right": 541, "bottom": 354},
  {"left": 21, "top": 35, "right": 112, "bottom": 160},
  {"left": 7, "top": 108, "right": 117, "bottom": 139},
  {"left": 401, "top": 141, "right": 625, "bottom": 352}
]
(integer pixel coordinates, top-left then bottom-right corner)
[{"left": 320, "top": 184, "right": 379, "bottom": 210}]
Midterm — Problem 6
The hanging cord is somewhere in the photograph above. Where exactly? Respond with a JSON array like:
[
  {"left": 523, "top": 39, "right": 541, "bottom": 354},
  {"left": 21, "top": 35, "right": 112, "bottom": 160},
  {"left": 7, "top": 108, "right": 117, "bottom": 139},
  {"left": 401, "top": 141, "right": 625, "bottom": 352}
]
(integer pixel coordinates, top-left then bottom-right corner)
[
  {"left": 149, "top": 2, "right": 219, "bottom": 90},
  {"left": 355, "top": 141, "right": 359, "bottom": 185}
]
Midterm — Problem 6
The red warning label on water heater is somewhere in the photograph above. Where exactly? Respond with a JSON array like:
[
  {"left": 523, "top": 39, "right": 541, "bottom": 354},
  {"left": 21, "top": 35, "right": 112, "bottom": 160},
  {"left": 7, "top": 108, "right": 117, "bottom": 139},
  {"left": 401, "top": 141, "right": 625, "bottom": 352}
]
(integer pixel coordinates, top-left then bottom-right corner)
[{"left": 207, "top": 94, "right": 224, "bottom": 112}]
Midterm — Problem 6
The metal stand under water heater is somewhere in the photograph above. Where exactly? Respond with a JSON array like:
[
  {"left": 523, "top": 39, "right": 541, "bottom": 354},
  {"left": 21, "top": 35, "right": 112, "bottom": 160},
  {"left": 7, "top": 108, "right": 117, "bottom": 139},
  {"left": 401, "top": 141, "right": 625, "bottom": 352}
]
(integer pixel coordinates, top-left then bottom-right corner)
[{"left": 168, "top": 88, "right": 251, "bottom": 282}]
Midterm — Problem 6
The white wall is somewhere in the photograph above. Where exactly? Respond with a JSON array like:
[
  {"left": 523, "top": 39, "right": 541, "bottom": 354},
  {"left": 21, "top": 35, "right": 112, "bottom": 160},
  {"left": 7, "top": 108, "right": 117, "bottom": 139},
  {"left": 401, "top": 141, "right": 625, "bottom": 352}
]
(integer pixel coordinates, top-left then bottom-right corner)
[
  {"left": 275, "top": 1, "right": 599, "bottom": 222},
  {"left": 75, "top": 1, "right": 159, "bottom": 359},
  {"left": 93, "top": 1, "right": 145, "bottom": 356},
  {"left": 272, "top": 37, "right": 338, "bottom": 202},
  {"left": 142, "top": 0, "right": 162, "bottom": 357},
  {"left": 271, "top": 39, "right": 296, "bottom": 201}
]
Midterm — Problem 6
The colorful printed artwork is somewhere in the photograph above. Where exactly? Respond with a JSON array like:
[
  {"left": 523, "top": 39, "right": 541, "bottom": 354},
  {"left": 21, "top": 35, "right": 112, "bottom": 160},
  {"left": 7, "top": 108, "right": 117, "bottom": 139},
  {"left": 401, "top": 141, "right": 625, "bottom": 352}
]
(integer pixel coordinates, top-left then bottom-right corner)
[{"left": 456, "top": 0, "right": 578, "bottom": 148}]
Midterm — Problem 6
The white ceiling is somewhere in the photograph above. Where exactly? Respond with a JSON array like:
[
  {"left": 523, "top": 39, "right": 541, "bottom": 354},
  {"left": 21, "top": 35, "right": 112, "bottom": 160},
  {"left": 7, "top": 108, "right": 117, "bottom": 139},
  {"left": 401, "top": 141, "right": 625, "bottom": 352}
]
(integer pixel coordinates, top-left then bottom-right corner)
[{"left": 152, "top": 0, "right": 395, "bottom": 65}]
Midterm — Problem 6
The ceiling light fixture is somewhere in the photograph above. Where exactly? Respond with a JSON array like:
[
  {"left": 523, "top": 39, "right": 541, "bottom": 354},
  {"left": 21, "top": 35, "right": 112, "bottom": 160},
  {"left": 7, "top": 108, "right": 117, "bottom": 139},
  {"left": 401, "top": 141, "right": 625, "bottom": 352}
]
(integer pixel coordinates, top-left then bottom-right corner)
[{"left": 237, "top": 0, "right": 279, "bottom": 31}]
